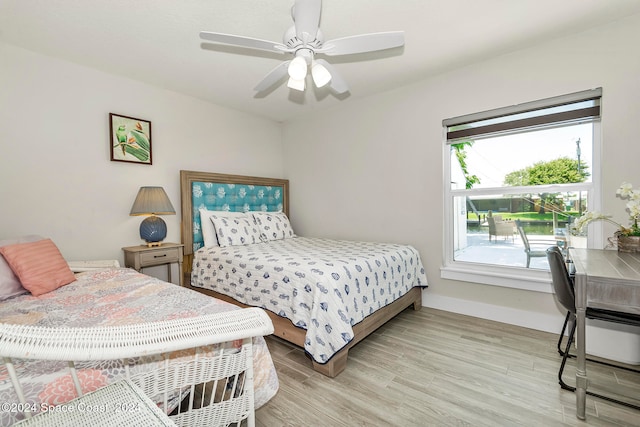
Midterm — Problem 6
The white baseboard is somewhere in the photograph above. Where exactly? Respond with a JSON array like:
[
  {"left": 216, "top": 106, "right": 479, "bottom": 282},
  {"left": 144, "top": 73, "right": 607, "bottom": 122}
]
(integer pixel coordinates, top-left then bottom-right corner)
[
  {"left": 422, "top": 293, "right": 565, "bottom": 334},
  {"left": 422, "top": 293, "right": 640, "bottom": 364}
]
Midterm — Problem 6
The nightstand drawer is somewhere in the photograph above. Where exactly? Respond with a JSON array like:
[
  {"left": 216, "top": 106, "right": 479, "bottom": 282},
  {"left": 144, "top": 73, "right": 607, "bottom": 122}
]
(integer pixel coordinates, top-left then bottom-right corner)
[
  {"left": 122, "top": 243, "right": 184, "bottom": 286},
  {"left": 139, "top": 248, "right": 180, "bottom": 266}
]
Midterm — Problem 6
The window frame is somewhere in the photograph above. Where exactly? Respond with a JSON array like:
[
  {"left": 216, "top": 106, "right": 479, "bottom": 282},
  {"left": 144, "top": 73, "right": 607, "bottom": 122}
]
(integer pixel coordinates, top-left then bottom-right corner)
[{"left": 441, "top": 89, "right": 603, "bottom": 293}]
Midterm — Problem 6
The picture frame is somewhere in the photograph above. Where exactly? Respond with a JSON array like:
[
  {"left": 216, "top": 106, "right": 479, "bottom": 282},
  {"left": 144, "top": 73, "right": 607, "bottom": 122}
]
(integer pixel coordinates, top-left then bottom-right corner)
[{"left": 109, "top": 113, "right": 152, "bottom": 165}]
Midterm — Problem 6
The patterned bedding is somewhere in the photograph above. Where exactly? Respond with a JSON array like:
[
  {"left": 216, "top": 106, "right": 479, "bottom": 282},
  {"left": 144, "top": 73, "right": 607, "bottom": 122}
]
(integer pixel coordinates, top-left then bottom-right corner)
[
  {"left": 191, "top": 237, "right": 428, "bottom": 364},
  {"left": 0, "top": 268, "right": 278, "bottom": 426}
]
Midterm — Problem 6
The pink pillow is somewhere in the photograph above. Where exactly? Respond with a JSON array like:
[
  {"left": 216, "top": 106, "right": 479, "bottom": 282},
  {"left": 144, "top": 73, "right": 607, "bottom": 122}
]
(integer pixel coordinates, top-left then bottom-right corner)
[
  {"left": 0, "top": 239, "right": 76, "bottom": 296},
  {"left": 0, "top": 235, "right": 44, "bottom": 300}
]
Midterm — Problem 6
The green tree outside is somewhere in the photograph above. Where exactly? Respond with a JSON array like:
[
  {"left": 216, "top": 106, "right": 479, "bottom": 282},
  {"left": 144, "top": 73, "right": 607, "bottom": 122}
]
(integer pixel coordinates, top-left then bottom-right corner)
[
  {"left": 504, "top": 157, "right": 590, "bottom": 214},
  {"left": 452, "top": 141, "right": 480, "bottom": 189}
]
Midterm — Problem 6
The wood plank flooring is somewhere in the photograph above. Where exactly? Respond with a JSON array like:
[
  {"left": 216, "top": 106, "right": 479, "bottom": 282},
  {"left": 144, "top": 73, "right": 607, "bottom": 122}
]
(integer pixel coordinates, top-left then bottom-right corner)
[{"left": 255, "top": 307, "right": 640, "bottom": 426}]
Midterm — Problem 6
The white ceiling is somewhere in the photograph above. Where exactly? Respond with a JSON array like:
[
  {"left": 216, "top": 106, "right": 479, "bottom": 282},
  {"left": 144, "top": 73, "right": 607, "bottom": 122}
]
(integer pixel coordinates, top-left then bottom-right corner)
[{"left": 3, "top": 0, "right": 640, "bottom": 123}]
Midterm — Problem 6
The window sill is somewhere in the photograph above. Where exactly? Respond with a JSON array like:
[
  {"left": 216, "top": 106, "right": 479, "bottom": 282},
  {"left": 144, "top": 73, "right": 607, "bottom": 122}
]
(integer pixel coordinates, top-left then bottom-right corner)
[{"left": 440, "top": 262, "right": 553, "bottom": 293}]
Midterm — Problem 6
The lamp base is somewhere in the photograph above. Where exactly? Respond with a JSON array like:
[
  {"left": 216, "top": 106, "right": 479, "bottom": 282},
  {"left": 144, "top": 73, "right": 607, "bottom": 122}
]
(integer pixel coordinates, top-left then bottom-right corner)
[
  {"left": 139, "top": 215, "right": 167, "bottom": 244},
  {"left": 146, "top": 241, "right": 163, "bottom": 248}
]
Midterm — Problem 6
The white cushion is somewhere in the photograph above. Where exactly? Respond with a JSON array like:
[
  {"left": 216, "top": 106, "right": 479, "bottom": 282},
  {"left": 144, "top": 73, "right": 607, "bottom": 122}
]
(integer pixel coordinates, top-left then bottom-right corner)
[
  {"left": 252, "top": 212, "right": 296, "bottom": 241},
  {"left": 210, "top": 214, "right": 262, "bottom": 247},
  {"left": 199, "top": 209, "right": 245, "bottom": 247}
]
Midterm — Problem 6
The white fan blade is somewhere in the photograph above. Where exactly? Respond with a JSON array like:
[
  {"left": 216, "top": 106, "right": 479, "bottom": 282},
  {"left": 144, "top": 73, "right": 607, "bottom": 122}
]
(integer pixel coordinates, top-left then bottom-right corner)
[
  {"left": 200, "top": 31, "right": 289, "bottom": 54},
  {"left": 319, "top": 31, "right": 404, "bottom": 56},
  {"left": 292, "top": 0, "right": 321, "bottom": 43},
  {"left": 254, "top": 61, "right": 291, "bottom": 93},
  {"left": 315, "top": 59, "right": 349, "bottom": 94}
]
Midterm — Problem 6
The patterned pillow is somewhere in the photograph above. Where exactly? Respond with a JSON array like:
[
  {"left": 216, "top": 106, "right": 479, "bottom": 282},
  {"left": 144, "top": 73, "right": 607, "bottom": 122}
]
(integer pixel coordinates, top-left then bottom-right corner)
[
  {"left": 0, "top": 235, "right": 45, "bottom": 300},
  {"left": 210, "top": 214, "right": 262, "bottom": 247},
  {"left": 0, "top": 238, "right": 76, "bottom": 296},
  {"left": 199, "top": 209, "right": 246, "bottom": 247},
  {"left": 252, "top": 212, "right": 296, "bottom": 241}
]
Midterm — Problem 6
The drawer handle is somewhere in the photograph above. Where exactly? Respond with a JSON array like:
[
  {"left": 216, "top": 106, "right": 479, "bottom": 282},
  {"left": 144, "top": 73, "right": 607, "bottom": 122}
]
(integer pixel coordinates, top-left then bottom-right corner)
[{"left": 154, "top": 254, "right": 167, "bottom": 258}]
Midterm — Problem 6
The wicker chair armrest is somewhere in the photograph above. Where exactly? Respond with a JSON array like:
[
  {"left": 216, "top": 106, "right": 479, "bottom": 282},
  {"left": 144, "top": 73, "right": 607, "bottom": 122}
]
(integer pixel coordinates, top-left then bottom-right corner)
[
  {"left": 67, "top": 259, "right": 121, "bottom": 272},
  {"left": 0, "top": 307, "right": 273, "bottom": 361}
]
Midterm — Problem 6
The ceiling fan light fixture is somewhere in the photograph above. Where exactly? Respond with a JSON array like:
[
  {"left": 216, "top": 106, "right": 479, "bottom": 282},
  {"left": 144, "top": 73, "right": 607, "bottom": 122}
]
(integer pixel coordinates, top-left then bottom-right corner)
[
  {"left": 311, "top": 61, "right": 331, "bottom": 88},
  {"left": 287, "top": 55, "right": 308, "bottom": 80},
  {"left": 287, "top": 76, "right": 305, "bottom": 91},
  {"left": 200, "top": 0, "right": 406, "bottom": 97}
]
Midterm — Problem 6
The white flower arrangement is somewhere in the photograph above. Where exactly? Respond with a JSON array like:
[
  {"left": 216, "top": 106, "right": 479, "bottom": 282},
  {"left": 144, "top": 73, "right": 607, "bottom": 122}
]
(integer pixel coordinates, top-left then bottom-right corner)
[{"left": 573, "top": 182, "right": 640, "bottom": 236}]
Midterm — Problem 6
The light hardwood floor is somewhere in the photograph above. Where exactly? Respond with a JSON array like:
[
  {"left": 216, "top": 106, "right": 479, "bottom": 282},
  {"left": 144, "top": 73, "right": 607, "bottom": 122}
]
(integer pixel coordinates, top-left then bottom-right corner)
[{"left": 255, "top": 307, "right": 640, "bottom": 426}]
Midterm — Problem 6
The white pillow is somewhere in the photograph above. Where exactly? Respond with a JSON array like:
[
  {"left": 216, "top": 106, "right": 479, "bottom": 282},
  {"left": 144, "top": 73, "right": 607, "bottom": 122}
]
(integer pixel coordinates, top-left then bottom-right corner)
[
  {"left": 199, "top": 209, "right": 246, "bottom": 247},
  {"left": 252, "top": 212, "right": 296, "bottom": 241},
  {"left": 210, "top": 214, "right": 262, "bottom": 248}
]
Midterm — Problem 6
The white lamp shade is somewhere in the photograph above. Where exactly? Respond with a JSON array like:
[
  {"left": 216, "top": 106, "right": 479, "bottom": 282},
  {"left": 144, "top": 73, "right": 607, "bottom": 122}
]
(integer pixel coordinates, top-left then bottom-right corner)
[
  {"left": 311, "top": 61, "right": 332, "bottom": 88},
  {"left": 287, "top": 77, "right": 306, "bottom": 91},
  {"left": 287, "top": 56, "right": 308, "bottom": 80}
]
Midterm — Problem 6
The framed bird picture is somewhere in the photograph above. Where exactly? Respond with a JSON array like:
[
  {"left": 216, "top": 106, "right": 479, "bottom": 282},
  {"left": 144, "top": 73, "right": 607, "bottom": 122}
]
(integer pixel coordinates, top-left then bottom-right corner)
[{"left": 109, "top": 113, "right": 152, "bottom": 165}]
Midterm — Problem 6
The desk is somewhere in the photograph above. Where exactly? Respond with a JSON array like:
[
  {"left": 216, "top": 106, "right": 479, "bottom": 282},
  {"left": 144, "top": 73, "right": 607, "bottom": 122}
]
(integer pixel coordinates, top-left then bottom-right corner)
[{"left": 569, "top": 248, "right": 640, "bottom": 419}]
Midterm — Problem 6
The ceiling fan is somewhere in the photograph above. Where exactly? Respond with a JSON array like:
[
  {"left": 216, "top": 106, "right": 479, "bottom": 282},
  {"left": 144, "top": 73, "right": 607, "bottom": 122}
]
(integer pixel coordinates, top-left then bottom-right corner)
[{"left": 199, "top": 0, "right": 404, "bottom": 95}]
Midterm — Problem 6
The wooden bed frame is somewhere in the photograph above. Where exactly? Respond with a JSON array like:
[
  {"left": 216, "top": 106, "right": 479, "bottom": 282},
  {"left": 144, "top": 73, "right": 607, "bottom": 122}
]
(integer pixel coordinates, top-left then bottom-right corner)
[{"left": 179, "top": 170, "right": 422, "bottom": 377}]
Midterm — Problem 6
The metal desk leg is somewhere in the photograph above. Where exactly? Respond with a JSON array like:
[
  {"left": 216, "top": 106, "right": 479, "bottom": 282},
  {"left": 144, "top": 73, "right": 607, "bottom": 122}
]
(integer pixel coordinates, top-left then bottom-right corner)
[{"left": 575, "top": 274, "right": 588, "bottom": 420}]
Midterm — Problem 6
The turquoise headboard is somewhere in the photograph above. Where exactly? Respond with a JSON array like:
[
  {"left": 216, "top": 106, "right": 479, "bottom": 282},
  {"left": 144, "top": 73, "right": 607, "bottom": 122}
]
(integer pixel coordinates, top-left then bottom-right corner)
[{"left": 180, "top": 171, "right": 289, "bottom": 255}]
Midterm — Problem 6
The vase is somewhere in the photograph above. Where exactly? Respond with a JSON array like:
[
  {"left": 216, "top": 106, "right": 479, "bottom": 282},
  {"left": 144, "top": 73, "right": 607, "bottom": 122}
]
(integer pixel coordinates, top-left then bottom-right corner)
[{"left": 617, "top": 235, "right": 640, "bottom": 253}]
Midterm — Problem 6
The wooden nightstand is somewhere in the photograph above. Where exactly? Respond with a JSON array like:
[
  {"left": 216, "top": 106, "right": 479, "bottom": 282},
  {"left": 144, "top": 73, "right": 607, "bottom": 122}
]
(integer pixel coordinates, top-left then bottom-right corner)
[{"left": 122, "top": 243, "right": 184, "bottom": 286}]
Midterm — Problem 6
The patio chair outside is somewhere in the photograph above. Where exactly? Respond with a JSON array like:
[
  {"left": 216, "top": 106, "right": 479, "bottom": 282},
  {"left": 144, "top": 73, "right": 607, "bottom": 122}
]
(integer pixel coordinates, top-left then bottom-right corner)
[
  {"left": 515, "top": 220, "right": 551, "bottom": 267},
  {"left": 487, "top": 210, "right": 515, "bottom": 242}
]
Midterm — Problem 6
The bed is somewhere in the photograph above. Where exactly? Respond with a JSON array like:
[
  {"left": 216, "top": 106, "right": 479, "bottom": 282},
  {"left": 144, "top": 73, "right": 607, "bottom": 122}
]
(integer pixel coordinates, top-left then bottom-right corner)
[
  {"left": 0, "top": 260, "right": 278, "bottom": 426},
  {"left": 180, "top": 170, "right": 428, "bottom": 377}
]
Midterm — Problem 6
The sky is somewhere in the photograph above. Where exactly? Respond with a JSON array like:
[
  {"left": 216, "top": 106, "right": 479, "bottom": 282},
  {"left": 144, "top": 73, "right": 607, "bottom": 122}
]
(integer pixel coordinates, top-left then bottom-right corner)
[{"left": 462, "top": 123, "right": 593, "bottom": 189}]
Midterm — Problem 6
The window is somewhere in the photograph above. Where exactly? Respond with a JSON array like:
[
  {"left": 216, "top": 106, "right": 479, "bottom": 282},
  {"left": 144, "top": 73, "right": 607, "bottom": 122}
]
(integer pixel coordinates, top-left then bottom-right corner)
[{"left": 442, "top": 89, "right": 602, "bottom": 292}]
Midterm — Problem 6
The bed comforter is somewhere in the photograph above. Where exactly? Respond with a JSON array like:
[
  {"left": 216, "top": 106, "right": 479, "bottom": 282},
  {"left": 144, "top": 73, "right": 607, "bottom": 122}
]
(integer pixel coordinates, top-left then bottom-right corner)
[
  {"left": 191, "top": 237, "right": 428, "bottom": 364},
  {"left": 0, "top": 268, "right": 278, "bottom": 426}
]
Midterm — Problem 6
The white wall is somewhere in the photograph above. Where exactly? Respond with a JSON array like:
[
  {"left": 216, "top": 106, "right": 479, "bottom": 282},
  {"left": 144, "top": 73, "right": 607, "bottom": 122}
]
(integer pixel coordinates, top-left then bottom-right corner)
[
  {"left": 282, "top": 14, "right": 640, "bottom": 333},
  {"left": 0, "top": 42, "right": 284, "bottom": 272},
  {"left": 2, "top": 13, "right": 639, "bottom": 333}
]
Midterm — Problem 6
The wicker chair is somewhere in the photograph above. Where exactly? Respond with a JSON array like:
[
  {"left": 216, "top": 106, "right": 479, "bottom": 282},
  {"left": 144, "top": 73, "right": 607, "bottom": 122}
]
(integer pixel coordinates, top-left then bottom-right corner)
[
  {"left": 486, "top": 211, "right": 515, "bottom": 242},
  {"left": 1, "top": 308, "right": 273, "bottom": 427}
]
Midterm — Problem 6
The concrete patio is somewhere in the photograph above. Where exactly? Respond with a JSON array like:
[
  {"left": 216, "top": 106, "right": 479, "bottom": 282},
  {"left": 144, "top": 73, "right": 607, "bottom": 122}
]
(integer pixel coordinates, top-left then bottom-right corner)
[{"left": 454, "top": 231, "right": 558, "bottom": 270}]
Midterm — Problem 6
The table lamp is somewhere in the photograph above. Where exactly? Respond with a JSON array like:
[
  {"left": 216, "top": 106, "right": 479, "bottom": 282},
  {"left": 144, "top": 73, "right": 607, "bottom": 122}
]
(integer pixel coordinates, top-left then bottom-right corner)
[{"left": 129, "top": 186, "right": 175, "bottom": 246}]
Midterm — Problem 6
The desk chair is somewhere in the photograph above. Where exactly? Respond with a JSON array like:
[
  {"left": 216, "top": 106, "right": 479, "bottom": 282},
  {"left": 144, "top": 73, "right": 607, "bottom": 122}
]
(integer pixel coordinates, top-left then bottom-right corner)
[{"left": 546, "top": 246, "right": 640, "bottom": 410}]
